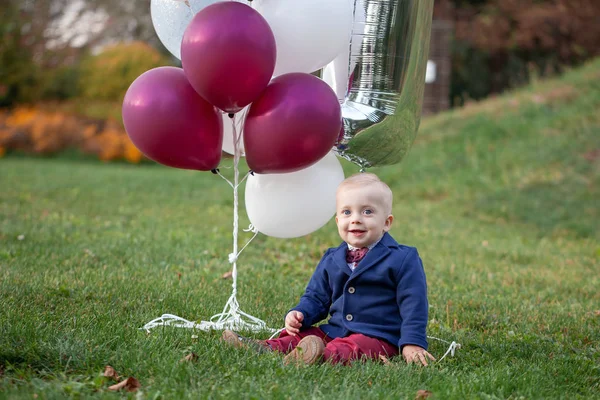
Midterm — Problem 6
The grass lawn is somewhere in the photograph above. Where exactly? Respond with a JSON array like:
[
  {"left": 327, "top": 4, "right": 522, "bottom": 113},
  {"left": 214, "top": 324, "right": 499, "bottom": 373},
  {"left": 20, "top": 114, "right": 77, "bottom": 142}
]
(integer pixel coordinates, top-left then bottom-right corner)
[{"left": 1, "top": 59, "right": 599, "bottom": 399}]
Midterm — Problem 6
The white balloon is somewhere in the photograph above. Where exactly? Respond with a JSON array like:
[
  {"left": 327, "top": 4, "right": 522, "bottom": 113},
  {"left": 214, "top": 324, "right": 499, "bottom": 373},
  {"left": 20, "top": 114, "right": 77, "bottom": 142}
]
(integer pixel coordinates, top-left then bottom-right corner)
[
  {"left": 151, "top": 0, "right": 244, "bottom": 59},
  {"left": 245, "top": 152, "right": 345, "bottom": 238},
  {"left": 253, "top": 0, "right": 353, "bottom": 76},
  {"left": 221, "top": 107, "right": 248, "bottom": 156}
]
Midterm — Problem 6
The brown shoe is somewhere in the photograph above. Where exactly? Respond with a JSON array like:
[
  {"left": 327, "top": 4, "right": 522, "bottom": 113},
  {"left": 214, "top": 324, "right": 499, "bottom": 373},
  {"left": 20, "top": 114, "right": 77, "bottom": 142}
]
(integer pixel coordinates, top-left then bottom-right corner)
[
  {"left": 221, "top": 329, "right": 270, "bottom": 353},
  {"left": 283, "top": 336, "right": 325, "bottom": 365}
]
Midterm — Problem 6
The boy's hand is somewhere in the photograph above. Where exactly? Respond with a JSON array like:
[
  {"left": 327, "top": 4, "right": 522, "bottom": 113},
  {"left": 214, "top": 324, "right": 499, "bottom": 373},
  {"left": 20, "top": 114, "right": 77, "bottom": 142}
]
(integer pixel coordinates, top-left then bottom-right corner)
[
  {"left": 402, "top": 345, "right": 436, "bottom": 366},
  {"left": 285, "top": 311, "right": 304, "bottom": 336}
]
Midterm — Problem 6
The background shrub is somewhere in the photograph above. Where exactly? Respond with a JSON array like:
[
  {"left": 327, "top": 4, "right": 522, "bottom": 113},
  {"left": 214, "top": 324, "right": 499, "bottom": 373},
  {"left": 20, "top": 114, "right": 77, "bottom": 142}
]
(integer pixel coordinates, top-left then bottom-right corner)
[{"left": 79, "top": 41, "right": 171, "bottom": 102}]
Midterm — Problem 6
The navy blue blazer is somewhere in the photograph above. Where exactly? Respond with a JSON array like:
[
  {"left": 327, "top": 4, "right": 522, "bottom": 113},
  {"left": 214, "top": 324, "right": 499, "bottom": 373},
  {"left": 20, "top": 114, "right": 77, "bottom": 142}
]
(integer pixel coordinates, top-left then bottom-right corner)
[{"left": 291, "top": 232, "right": 428, "bottom": 350}]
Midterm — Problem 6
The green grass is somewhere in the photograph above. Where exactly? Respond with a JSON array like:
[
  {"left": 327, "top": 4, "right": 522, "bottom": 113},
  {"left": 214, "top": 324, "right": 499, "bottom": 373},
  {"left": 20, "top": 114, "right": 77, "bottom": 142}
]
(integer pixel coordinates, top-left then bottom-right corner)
[{"left": 1, "top": 59, "right": 599, "bottom": 399}]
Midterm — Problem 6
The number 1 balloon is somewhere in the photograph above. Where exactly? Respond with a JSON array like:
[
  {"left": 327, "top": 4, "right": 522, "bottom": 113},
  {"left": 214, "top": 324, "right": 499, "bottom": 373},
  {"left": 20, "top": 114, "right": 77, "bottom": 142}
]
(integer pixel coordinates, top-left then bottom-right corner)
[{"left": 326, "top": 0, "right": 435, "bottom": 169}]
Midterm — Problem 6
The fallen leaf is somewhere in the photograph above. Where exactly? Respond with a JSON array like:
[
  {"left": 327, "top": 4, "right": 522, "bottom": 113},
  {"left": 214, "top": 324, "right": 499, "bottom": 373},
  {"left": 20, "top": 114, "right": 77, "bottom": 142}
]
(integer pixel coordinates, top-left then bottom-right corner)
[
  {"left": 103, "top": 365, "right": 119, "bottom": 381},
  {"left": 583, "top": 149, "right": 600, "bottom": 162},
  {"left": 415, "top": 390, "right": 432, "bottom": 399},
  {"left": 180, "top": 353, "right": 198, "bottom": 363},
  {"left": 108, "top": 377, "right": 141, "bottom": 392},
  {"left": 222, "top": 271, "right": 233, "bottom": 279},
  {"left": 379, "top": 354, "right": 392, "bottom": 366}
]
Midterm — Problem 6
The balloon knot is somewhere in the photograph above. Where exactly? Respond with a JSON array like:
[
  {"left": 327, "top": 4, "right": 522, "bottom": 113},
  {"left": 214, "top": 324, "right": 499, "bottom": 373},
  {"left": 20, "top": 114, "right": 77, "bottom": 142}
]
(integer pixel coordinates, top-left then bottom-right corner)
[
  {"left": 243, "top": 224, "right": 258, "bottom": 233},
  {"left": 249, "top": 170, "right": 255, "bottom": 176},
  {"left": 211, "top": 169, "right": 219, "bottom": 175},
  {"left": 228, "top": 113, "right": 235, "bottom": 119},
  {"left": 228, "top": 253, "right": 238, "bottom": 263}
]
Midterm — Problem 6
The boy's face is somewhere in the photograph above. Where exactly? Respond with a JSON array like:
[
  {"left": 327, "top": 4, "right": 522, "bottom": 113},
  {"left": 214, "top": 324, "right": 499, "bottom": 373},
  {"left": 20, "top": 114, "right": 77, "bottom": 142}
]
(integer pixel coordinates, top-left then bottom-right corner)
[{"left": 335, "top": 185, "right": 393, "bottom": 248}]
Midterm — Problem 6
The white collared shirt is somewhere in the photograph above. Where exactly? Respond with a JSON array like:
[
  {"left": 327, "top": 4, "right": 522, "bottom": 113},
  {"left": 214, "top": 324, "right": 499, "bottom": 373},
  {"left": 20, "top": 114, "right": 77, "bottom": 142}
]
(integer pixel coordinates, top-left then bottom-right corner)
[{"left": 346, "top": 235, "right": 383, "bottom": 271}]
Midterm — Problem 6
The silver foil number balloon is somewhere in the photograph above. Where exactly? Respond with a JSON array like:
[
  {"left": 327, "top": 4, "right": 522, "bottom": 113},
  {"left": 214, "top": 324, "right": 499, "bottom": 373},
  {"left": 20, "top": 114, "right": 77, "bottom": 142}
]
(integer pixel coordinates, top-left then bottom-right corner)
[{"left": 332, "top": 0, "right": 434, "bottom": 169}]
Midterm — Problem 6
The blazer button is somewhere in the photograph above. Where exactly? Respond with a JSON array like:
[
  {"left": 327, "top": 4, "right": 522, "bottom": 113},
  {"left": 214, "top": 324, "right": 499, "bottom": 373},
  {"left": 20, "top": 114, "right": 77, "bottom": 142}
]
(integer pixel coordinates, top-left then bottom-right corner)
[
  {"left": 346, "top": 314, "right": 353, "bottom": 321},
  {"left": 348, "top": 287, "right": 355, "bottom": 294}
]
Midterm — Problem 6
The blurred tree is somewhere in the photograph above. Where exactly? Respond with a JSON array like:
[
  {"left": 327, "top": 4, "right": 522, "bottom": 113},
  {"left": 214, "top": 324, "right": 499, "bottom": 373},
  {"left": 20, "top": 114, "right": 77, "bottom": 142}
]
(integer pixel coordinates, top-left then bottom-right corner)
[
  {"left": 0, "top": 3, "right": 40, "bottom": 105},
  {"left": 1, "top": 0, "right": 167, "bottom": 106},
  {"left": 450, "top": 0, "right": 600, "bottom": 105}
]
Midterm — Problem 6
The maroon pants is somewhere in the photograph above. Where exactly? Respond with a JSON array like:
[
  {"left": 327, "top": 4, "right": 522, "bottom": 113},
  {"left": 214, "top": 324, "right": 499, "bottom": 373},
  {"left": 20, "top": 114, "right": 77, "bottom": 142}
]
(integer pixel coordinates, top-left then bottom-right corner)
[{"left": 264, "top": 327, "right": 398, "bottom": 365}]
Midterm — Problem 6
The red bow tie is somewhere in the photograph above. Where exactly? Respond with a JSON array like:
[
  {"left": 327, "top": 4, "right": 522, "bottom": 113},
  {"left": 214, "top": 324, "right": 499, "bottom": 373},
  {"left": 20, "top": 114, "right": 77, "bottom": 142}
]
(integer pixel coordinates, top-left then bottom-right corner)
[{"left": 346, "top": 247, "right": 368, "bottom": 264}]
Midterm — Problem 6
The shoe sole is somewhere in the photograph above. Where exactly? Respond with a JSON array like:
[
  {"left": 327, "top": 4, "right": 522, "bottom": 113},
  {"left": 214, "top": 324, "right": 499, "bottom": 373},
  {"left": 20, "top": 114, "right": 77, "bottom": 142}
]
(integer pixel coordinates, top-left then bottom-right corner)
[
  {"left": 284, "top": 336, "right": 324, "bottom": 365},
  {"left": 222, "top": 330, "right": 270, "bottom": 353},
  {"left": 221, "top": 330, "right": 244, "bottom": 348}
]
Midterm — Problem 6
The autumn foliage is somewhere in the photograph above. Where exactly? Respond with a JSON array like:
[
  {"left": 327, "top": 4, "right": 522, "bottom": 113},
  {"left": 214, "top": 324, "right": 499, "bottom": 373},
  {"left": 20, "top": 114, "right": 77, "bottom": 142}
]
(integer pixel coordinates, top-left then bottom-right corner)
[
  {"left": 0, "top": 106, "right": 143, "bottom": 163},
  {"left": 455, "top": 0, "right": 600, "bottom": 61},
  {"left": 0, "top": 41, "right": 173, "bottom": 162},
  {"left": 450, "top": 0, "right": 600, "bottom": 104}
]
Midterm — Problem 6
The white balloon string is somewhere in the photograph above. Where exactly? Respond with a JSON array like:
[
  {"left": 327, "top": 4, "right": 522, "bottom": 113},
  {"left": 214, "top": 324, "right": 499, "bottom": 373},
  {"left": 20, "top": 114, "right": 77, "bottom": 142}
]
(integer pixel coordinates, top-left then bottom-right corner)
[
  {"left": 231, "top": 115, "right": 240, "bottom": 297},
  {"left": 215, "top": 169, "right": 234, "bottom": 188},
  {"left": 237, "top": 171, "right": 250, "bottom": 187},
  {"left": 141, "top": 115, "right": 274, "bottom": 334},
  {"left": 427, "top": 335, "right": 462, "bottom": 362},
  {"left": 234, "top": 113, "right": 245, "bottom": 148},
  {"left": 235, "top": 227, "right": 259, "bottom": 261},
  {"left": 269, "top": 329, "right": 283, "bottom": 340}
]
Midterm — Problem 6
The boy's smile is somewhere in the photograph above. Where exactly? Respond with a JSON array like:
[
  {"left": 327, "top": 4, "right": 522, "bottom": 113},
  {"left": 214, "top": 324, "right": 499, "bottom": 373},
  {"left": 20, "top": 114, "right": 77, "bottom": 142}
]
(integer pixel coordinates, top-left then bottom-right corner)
[
  {"left": 335, "top": 185, "right": 393, "bottom": 248},
  {"left": 348, "top": 229, "right": 366, "bottom": 236}
]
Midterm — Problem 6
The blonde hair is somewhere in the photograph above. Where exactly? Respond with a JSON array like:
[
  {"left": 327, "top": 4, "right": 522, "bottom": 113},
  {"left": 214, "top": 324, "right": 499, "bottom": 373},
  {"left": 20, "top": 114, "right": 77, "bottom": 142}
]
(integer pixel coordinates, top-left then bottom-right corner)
[{"left": 337, "top": 173, "right": 393, "bottom": 214}]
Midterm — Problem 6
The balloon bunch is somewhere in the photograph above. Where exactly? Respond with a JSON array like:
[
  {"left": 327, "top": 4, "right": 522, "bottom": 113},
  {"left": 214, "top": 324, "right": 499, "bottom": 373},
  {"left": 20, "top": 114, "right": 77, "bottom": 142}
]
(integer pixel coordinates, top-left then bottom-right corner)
[{"left": 129, "top": 0, "right": 435, "bottom": 332}]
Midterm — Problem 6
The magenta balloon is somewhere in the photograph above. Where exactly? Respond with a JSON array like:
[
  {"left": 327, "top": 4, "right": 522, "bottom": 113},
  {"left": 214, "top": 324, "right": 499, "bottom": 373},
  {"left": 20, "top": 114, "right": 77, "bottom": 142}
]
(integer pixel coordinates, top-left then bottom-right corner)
[
  {"left": 244, "top": 73, "right": 342, "bottom": 174},
  {"left": 122, "top": 66, "right": 223, "bottom": 171},
  {"left": 181, "top": 2, "right": 276, "bottom": 113}
]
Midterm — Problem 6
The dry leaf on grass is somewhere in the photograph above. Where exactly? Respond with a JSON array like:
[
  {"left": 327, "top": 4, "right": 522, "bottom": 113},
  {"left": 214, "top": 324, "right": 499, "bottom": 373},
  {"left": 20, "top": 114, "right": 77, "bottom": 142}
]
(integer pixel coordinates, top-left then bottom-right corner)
[
  {"left": 583, "top": 149, "right": 600, "bottom": 162},
  {"left": 222, "top": 271, "right": 233, "bottom": 279},
  {"left": 180, "top": 353, "right": 198, "bottom": 363},
  {"left": 108, "top": 377, "right": 141, "bottom": 392},
  {"left": 103, "top": 365, "right": 120, "bottom": 381},
  {"left": 415, "top": 390, "right": 433, "bottom": 399}
]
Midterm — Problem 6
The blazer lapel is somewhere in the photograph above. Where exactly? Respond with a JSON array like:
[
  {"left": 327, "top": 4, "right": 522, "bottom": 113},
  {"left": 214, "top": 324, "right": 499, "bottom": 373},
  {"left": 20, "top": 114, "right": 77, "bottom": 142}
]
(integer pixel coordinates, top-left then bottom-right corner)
[
  {"left": 350, "top": 233, "right": 395, "bottom": 280},
  {"left": 333, "top": 243, "right": 353, "bottom": 276}
]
